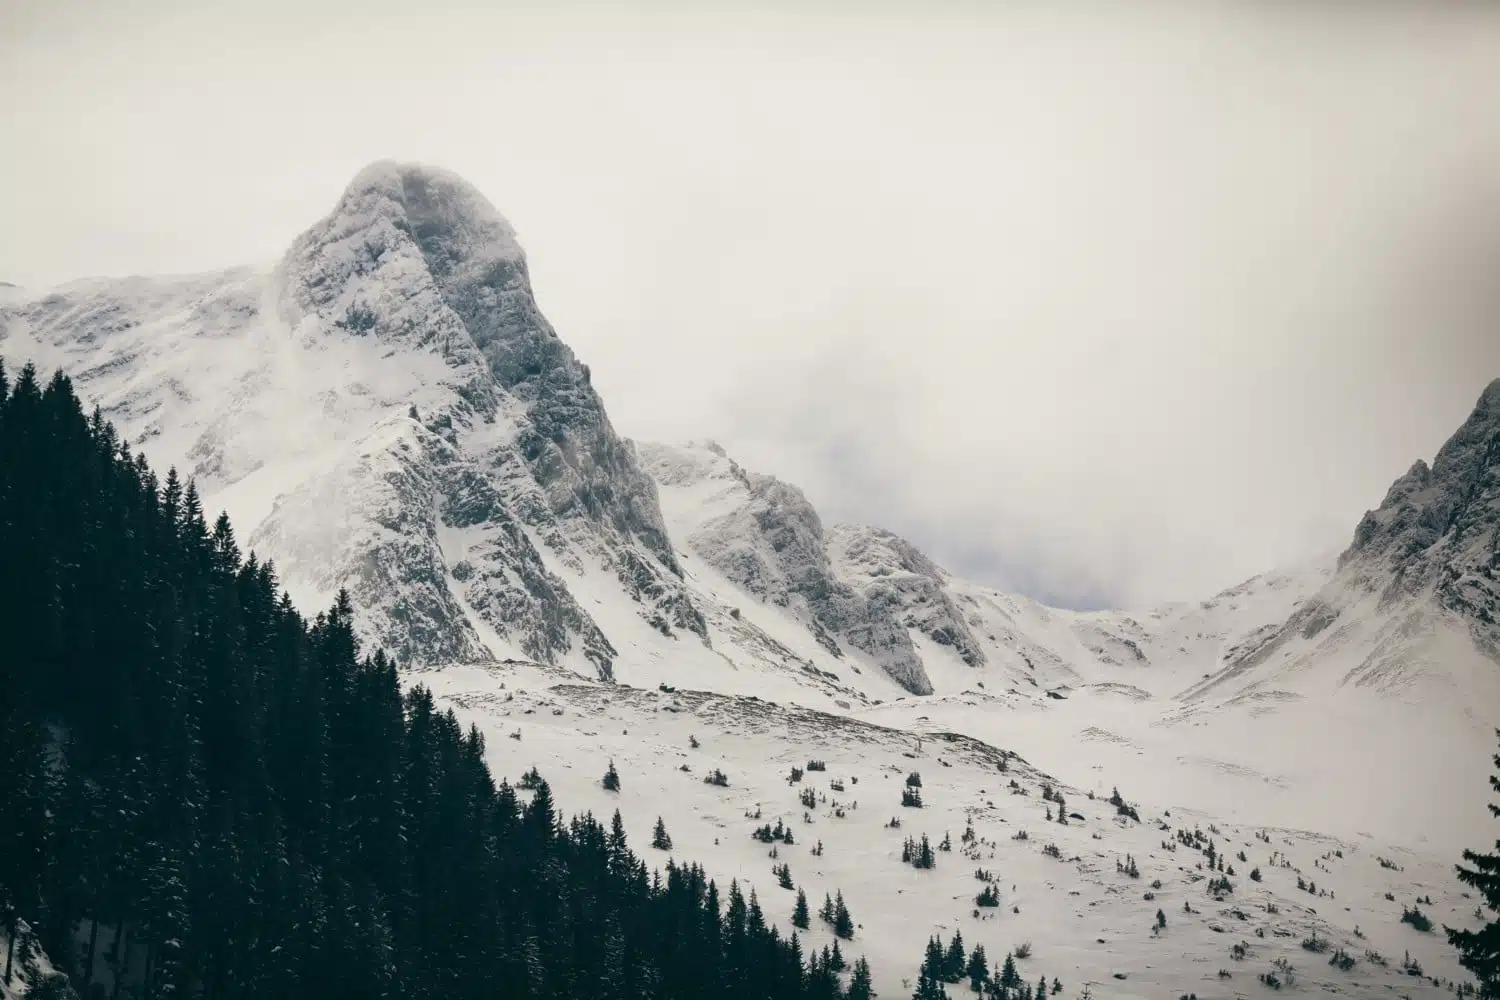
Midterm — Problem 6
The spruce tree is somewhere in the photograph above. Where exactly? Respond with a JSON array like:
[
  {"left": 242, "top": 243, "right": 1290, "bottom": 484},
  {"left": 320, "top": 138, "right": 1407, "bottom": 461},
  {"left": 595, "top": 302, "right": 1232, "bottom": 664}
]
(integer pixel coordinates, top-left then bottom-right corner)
[
  {"left": 914, "top": 936, "right": 950, "bottom": 1000},
  {"left": 652, "top": 816, "right": 673, "bottom": 850},
  {"left": 603, "top": 758, "right": 621, "bottom": 791},
  {"left": 1000, "top": 952, "right": 1021, "bottom": 989},
  {"left": 834, "top": 890, "right": 855, "bottom": 939},
  {"left": 967, "top": 944, "right": 988, "bottom": 991},
  {"left": 1447, "top": 728, "right": 1500, "bottom": 998},
  {"left": 793, "top": 888, "right": 810, "bottom": 929},
  {"left": 848, "top": 957, "right": 875, "bottom": 1000},
  {"left": 942, "top": 930, "right": 966, "bottom": 982}
]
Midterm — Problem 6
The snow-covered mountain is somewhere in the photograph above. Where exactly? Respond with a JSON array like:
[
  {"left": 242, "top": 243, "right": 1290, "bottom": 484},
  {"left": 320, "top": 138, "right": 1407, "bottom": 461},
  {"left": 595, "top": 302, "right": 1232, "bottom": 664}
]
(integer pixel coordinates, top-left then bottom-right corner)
[
  {"left": 0, "top": 161, "right": 1201, "bottom": 705},
  {"left": 1, "top": 162, "right": 712, "bottom": 681},
  {"left": 3, "top": 160, "right": 1496, "bottom": 726},
  {"left": 4, "top": 161, "right": 1497, "bottom": 998},
  {"left": 1172, "top": 379, "right": 1500, "bottom": 722}
]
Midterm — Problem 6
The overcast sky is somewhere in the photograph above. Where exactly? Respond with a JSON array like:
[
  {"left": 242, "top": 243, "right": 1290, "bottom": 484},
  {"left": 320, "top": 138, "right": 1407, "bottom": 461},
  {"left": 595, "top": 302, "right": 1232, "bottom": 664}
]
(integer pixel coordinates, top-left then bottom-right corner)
[{"left": 4, "top": 0, "right": 1500, "bottom": 609}]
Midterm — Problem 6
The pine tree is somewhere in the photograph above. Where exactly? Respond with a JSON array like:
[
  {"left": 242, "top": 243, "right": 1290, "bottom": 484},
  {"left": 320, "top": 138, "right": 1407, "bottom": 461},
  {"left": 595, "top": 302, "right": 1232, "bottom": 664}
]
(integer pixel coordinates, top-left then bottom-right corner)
[
  {"left": 834, "top": 890, "right": 855, "bottom": 939},
  {"left": 914, "top": 936, "right": 949, "bottom": 1000},
  {"left": 943, "top": 930, "right": 966, "bottom": 982},
  {"left": 603, "top": 758, "right": 621, "bottom": 791},
  {"left": 967, "top": 943, "right": 989, "bottom": 991},
  {"left": 848, "top": 957, "right": 874, "bottom": 1000},
  {"left": 830, "top": 938, "right": 846, "bottom": 972},
  {"left": 1000, "top": 952, "right": 1021, "bottom": 989},
  {"left": 793, "top": 888, "right": 810, "bottom": 929},
  {"left": 652, "top": 816, "right": 672, "bottom": 850},
  {"left": 820, "top": 892, "right": 835, "bottom": 923},
  {"left": 1447, "top": 728, "right": 1500, "bottom": 998}
]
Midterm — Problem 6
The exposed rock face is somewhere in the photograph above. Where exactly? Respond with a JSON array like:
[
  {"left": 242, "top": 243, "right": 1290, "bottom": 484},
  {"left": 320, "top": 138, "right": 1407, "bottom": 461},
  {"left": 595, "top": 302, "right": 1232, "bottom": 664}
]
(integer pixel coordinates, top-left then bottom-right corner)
[
  {"left": 639, "top": 442, "right": 935, "bottom": 694},
  {"left": 1342, "top": 378, "right": 1500, "bottom": 635},
  {"left": 827, "top": 525, "right": 988, "bottom": 668}
]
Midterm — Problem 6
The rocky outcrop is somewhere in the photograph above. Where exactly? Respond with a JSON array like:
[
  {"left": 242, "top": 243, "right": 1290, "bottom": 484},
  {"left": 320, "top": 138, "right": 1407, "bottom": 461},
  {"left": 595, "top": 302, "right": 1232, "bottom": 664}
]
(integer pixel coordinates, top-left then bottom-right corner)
[
  {"left": 1342, "top": 378, "right": 1500, "bottom": 635},
  {"left": 827, "top": 524, "right": 988, "bottom": 667},
  {"left": 640, "top": 442, "right": 936, "bottom": 694}
]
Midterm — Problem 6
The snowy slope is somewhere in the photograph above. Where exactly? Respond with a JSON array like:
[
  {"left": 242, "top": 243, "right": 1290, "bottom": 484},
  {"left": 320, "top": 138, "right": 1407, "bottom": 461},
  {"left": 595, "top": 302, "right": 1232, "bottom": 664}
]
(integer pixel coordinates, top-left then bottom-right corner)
[{"left": 419, "top": 659, "right": 1485, "bottom": 1000}]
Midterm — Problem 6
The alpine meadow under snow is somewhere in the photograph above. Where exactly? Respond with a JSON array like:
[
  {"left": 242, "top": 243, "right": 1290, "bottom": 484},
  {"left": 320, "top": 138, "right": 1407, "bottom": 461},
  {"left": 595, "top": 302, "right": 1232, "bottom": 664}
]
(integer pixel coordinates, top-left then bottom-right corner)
[{"left": 2, "top": 162, "right": 1499, "bottom": 999}]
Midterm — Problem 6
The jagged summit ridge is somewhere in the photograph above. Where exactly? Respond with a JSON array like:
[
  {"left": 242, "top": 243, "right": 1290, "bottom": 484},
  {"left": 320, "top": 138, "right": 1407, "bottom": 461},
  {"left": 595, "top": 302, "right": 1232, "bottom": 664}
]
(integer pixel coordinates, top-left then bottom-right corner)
[
  {"left": 1343, "top": 376, "right": 1500, "bottom": 619},
  {"left": 1181, "top": 377, "right": 1500, "bottom": 708}
]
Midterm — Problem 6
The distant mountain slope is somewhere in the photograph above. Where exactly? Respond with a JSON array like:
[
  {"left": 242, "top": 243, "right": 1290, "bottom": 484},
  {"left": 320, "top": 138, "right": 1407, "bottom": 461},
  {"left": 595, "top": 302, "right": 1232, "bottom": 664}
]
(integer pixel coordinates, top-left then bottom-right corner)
[
  {"left": 1177, "top": 378, "right": 1500, "bottom": 718},
  {"left": 639, "top": 440, "right": 1322, "bottom": 699}
]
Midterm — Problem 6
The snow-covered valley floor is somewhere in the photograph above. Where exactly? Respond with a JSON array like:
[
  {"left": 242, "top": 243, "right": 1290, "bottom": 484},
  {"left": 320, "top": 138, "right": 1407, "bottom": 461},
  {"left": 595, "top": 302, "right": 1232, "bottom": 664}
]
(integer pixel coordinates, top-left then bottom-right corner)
[{"left": 418, "top": 661, "right": 1487, "bottom": 999}]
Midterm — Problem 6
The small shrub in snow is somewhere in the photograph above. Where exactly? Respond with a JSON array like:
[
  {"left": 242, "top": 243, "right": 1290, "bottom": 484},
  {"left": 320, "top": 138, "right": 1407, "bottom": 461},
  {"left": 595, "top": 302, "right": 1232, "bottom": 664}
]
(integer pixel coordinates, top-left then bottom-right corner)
[
  {"left": 902, "top": 787, "right": 923, "bottom": 808},
  {"left": 602, "top": 759, "right": 620, "bottom": 791},
  {"left": 1328, "top": 948, "right": 1356, "bottom": 971},
  {"left": 703, "top": 768, "right": 729, "bottom": 787},
  {"left": 1401, "top": 905, "right": 1433, "bottom": 932},
  {"left": 1300, "top": 933, "right": 1328, "bottom": 953},
  {"left": 807, "top": 760, "right": 827, "bottom": 772},
  {"left": 1013, "top": 941, "right": 1032, "bottom": 959}
]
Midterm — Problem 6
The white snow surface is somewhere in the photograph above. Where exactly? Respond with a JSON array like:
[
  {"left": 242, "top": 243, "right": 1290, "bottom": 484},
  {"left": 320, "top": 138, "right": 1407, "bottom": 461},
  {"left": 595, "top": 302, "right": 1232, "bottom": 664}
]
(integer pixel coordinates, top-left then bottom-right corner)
[{"left": 2, "top": 162, "right": 1497, "bottom": 997}]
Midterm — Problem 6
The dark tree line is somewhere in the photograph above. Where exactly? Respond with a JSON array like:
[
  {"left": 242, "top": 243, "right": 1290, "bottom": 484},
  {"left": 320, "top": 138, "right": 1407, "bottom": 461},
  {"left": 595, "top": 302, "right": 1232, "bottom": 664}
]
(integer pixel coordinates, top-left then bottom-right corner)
[{"left": 0, "top": 362, "right": 876, "bottom": 999}]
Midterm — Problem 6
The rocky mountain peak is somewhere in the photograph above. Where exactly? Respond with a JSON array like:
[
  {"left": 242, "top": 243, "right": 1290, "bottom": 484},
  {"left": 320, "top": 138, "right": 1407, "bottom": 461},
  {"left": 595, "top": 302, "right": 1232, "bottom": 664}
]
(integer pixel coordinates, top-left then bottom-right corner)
[
  {"left": 1327, "top": 377, "right": 1500, "bottom": 668},
  {"left": 336, "top": 160, "right": 525, "bottom": 265}
]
